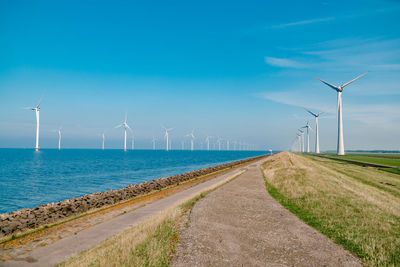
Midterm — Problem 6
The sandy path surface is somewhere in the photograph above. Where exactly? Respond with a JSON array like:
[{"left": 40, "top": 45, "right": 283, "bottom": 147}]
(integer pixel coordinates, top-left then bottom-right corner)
[{"left": 172, "top": 159, "right": 362, "bottom": 267}]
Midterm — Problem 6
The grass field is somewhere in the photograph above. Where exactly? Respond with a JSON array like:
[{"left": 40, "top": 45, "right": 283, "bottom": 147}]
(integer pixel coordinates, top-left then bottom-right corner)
[
  {"left": 323, "top": 153, "right": 400, "bottom": 168},
  {"left": 261, "top": 152, "right": 400, "bottom": 266}
]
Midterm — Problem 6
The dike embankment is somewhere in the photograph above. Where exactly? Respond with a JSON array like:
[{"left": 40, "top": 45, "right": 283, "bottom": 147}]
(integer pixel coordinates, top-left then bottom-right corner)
[{"left": 0, "top": 155, "right": 266, "bottom": 238}]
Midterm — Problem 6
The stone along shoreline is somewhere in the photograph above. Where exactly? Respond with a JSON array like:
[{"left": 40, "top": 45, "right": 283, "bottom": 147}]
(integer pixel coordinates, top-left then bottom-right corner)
[{"left": 0, "top": 155, "right": 266, "bottom": 238}]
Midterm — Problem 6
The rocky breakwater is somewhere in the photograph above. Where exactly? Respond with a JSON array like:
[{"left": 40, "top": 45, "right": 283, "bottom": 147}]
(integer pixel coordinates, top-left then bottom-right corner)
[{"left": 0, "top": 155, "right": 266, "bottom": 238}]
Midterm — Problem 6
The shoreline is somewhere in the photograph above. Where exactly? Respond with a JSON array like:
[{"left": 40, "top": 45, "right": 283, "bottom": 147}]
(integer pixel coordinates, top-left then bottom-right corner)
[{"left": 0, "top": 154, "right": 267, "bottom": 239}]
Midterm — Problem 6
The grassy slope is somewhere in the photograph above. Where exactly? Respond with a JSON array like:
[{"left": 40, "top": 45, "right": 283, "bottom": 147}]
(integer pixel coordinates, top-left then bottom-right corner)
[{"left": 261, "top": 152, "right": 400, "bottom": 266}]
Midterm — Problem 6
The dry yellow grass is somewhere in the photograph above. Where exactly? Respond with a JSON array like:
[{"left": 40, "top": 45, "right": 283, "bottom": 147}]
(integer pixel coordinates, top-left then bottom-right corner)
[
  {"left": 261, "top": 152, "right": 400, "bottom": 266},
  {"left": 57, "top": 169, "right": 247, "bottom": 267}
]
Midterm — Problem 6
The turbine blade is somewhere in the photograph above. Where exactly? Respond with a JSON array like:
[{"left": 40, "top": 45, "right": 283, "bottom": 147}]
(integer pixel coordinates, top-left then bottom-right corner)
[
  {"left": 341, "top": 72, "right": 368, "bottom": 88},
  {"left": 23, "top": 107, "right": 34, "bottom": 110},
  {"left": 304, "top": 108, "right": 317, "bottom": 117},
  {"left": 114, "top": 124, "right": 123, "bottom": 128},
  {"left": 314, "top": 76, "right": 339, "bottom": 91},
  {"left": 36, "top": 97, "right": 43, "bottom": 108}
]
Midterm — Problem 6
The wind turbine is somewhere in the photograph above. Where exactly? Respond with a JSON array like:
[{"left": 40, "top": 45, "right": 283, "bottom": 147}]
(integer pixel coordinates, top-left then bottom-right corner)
[
  {"left": 205, "top": 136, "right": 212, "bottom": 151},
  {"left": 301, "top": 121, "right": 312, "bottom": 153},
  {"left": 314, "top": 72, "right": 368, "bottom": 155},
  {"left": 152, "top": 136, "right": 156, "bottom": 150},
  {"left": 298, "top": 129, "right": 305, "bottom": 152},
  {"left": 162, "top": 126, "right": 173, "bottom": 151},
  {"left": 58, "top": 127, "right": 62, "bottom": 150},
  {"left": 217, "top": 137, "right": 222, "bottom": 151},
  {"left": 185, "top": 129, "right": 195, "bottom": 151},
  {"left": 115, "top": 113, "right": 132, "bottom": 151},
  {"left": 226, "top": 140, "right": 230, "bottom": 151},
  {"left": 101, "top": 133, "right": 105, "bottom": 150},
  {"left": 24, "top": 98, "right": 42, "bottom": 151},
  {"left": 305, "top": 109, "right": 323, "bottom": 153},
  {"left": 296, "top": 133, "right": 301, "bottom": 152},
  {"left": 131, "top": 134, "right": 135, "bottom": 150}
]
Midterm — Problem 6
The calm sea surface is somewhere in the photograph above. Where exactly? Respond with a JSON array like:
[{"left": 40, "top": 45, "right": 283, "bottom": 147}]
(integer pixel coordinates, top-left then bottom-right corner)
[{"left": 0, "top": 149, "right": 265, "bottom": 214}]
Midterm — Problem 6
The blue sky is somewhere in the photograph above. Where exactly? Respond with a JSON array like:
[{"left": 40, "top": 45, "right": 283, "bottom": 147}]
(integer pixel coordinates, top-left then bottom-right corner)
[{"left": 0, "top": 0, "right": 399, "bottom": 150}]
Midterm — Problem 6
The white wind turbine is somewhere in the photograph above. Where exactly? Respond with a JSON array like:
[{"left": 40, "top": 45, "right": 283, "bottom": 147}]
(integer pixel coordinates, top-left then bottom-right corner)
[
  {"left": 115, "top": 113, "right": 132, "bottom": 151},
  {"left": 205, "top": 136, "right": 212, "bottom": 151},
  {"left": 131, "top": 134, "right": 135, "bottom": 150},
  {"left": 314, "top": 72, "right": 368, "bottom": 155},
  {"left": 296, "top": 133, "right": 301, "bottom": 152},
  {"left": 162, "top": 126, "right": 173, "bottom": 151},
  {"left": 298, "top": 129, "right": 305, "bottom": 152},
  {"left": 24, "top": 98, "right": 42, "bottom": 151},
  {"left": 226, "top": 140, "right": 230, "bottom": 151},
  {"left": 152, "top": 136, "right": 157, "bottom": 150},
  {"left": 185, "top": 129, "right": 195, "bottom": 151},
  {"left": 57, "top": 127, "right": 62, "bottom": 150},
  {"left": 301, "top": 121, "right": 313, "bottom": 153},
  {"left": 217, "top": 137, "right": 222, "bottom": 151},
  {"left": 305, "top": 109, "right": 323, "bottom": 153},
  {"left": 101, "top": 133, "right": 105, "bottom": 150}
]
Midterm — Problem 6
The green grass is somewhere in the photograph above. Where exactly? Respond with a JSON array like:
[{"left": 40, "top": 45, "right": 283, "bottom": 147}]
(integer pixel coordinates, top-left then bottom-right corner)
[
  {"left": 323, "top": 153, "right": 400, "bottom": 167},
  {"left": 262, "top": 152, "right": 400, "bottom": 266}
]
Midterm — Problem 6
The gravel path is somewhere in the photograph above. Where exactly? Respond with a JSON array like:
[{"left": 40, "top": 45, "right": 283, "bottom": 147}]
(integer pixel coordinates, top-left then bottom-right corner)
[{"left": 172, "top": 160, "right": 362, "bottom": 267}]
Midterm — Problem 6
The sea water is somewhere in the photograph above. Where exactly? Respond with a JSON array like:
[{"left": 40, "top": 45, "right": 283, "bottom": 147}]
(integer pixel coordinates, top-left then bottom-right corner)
[{"left": 0, "top": 149, "right": 265, "bottom": 214}]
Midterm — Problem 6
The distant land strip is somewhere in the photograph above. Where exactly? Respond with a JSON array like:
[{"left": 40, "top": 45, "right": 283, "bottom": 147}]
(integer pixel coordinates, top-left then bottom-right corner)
[{"left": 313, "top": 154, "right": 400, "bottom": 170}]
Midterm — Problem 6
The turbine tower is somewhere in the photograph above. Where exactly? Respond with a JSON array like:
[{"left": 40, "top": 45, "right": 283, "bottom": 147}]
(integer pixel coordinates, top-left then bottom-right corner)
[
  {"left": 185, "top": 129, "right": 195, "bottom": 151},
  {"left": 24, "top": 98, "right": 42, "bottom": 151},
  {"left": 314, "top": 72, "right": 368, "bottom": 155},
  {"left": 131, "top": 135, "right": 135, "bottom": 150},
  {"left": 296, "top": 133, "right": 301, "bottom": 152},
  {"left": 115, "top": 113, "right": 132, "bottom": 151},
  {"left": 217, "top": 137, "right": 222, "bottom": 151},
  {"left": 101, "top": 133, "right": 105, "bottom": 150},
  {"left": 162, "top": 126, "right": 173, "bottom": 151},
  {"left": 301, "top": 121, "right": 312, "bottom": 153},
  {"left": 152, "top": 136, "right": 156, "bottom": 150},
  {"left": 305, "top": 109, "right": 323, "bottom": 153},
  {"left": 58, "top": 127, "right": 62, "bottom": 150},
  {"left": 298, "top": 129, "right": 305, "bottom": 152},
  {"left": 205, "top": 136, "right": 212, "bottom": 151},
  {"left": 226, "top": 140, "right": 230, "bottom": 151}
]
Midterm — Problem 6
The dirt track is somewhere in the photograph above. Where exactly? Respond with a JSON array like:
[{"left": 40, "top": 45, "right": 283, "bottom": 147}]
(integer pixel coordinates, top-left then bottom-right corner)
[{"left": 172, "top": 159, "right": 362, "bottom": 267}]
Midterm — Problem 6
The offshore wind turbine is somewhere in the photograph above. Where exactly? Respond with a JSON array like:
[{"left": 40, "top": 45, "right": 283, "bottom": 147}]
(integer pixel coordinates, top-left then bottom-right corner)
[
  {"left": 162, "top": 126, "right": 173, "bottom": 151},
  {"left": 101, "top": 133, "right": 105, "bottom": 150},
  {"left": 185, "top": 129, "right": 195, "bottom": 151},
  {"left": 58, "top": 127, "right": 62, "bottom": 150},
  {"left": 131, "top": 135, "right": 135, "bottom": 150},
  {"left": 205, "top": 136, "right": 212, "bottom": 151},
  {"left": 314, "top": 72, "right": 368, "bottom": 155},
  {"left": 152, "top": 136, "right": 156, "bottom": 150},
  {"left": 115, "top": 113, "right": 132, "bottom": 151},
  {"left": 305, "top": 109, "right": 323, "bottom": 153},
  {"left": 217, "top": 137, "right": 222, "bottom": 151},
  {"left": 301, "top": 121, "right": 312, "bottom": 153},
  {"left": 24, "top": 98, "right": 42, "bottom": 151}
]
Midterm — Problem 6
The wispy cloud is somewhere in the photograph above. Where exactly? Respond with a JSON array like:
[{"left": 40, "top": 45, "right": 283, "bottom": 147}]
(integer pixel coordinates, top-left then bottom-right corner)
[
  {"left": 269, "top": 17, "right": 335, "bottom": 29},
  {"left": 264, "top": 57, "right": 308, "bottom": 68}
]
